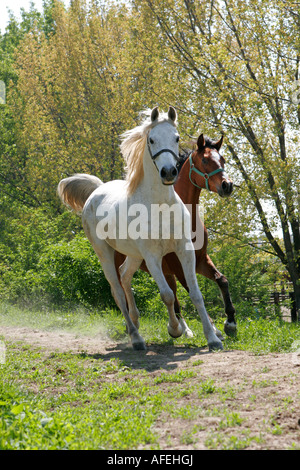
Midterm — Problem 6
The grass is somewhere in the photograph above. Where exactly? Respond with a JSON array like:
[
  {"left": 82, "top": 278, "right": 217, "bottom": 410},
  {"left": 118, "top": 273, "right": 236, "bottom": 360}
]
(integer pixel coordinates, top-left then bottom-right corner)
[
  {"left": 0, "top": 301, "right": 299, "bottom": 354},
  {"left": 0, "top": 301, "right": 299, "bottom": 450},
  {"left": 205, "top": 431, "right": 265, "bottom": 450},
  {"left": 154, "top": 370, "right": 196, "bottom": 384},
  {"left": 0, "top": 343, "right": 160, "bottom": 449}
]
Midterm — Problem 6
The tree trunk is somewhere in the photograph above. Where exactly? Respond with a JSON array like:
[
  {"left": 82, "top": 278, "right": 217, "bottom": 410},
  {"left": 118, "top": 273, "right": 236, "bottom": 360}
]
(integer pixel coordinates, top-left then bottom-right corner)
[{"left": 291, "top": 277, "right": 300, "bottom": 322}]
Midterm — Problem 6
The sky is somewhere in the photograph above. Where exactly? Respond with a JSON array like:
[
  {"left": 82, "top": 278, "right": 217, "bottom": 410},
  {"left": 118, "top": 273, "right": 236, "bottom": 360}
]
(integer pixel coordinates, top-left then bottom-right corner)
[
  {"left": 0, "top": 1, "right": 42, "bottom": 33},
  {"left": 0, "top": 0, "right": 70, "bottom": 34}
]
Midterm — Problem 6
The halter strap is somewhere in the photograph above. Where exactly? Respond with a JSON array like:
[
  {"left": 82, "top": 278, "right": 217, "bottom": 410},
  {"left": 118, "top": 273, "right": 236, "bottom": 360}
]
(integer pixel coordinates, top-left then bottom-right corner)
[
  {"left": 147, "top": 137, "right": 180, "bottom": 172},
  {"left": 149, "top": 147, "right": 180, "bottom": 161},
  {"left": 189, "top": 154, "right": 224, "bottom": 191}
]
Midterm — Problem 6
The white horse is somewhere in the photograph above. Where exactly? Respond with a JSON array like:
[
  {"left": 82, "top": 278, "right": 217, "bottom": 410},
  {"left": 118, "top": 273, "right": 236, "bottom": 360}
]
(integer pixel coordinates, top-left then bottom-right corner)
[{"left": 57, "top": 107, "right": 223, "bottom": 352}]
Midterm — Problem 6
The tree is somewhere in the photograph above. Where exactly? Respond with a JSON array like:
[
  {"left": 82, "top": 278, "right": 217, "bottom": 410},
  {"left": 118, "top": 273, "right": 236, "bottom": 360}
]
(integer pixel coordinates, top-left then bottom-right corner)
[
  {"left": 10, "top": 0, "right": 164, "bottom": 208},
  {"left": 131, "top": 0, "right": 300, "bottom": 320},
  {"left": 0, "top": 0, "right": 57, "bottom": 208},
  {"left": 3, "top": 0, "right": 299, "bottom": 318}
]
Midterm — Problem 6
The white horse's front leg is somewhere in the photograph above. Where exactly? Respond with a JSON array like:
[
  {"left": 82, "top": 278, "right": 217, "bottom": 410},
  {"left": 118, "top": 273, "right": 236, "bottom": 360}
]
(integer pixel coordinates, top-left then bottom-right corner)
[
  {"left": 144, "top": 255, "right": 183, "bottom": 338},
  {"left": 119, "top": 257, "right": 142, "bottom": 329},
  {"left": 177, "top": 245, "right": 223, "bottom": 351}
]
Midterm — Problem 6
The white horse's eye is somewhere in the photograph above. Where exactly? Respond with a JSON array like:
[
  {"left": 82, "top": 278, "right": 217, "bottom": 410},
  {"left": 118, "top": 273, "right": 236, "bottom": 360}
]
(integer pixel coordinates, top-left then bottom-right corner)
[
  {"left": 149, "top": 137, "right": 154, "bottom": 144},
  {"left": 176, "top": 136, "right": 180, "bottom": 142}
]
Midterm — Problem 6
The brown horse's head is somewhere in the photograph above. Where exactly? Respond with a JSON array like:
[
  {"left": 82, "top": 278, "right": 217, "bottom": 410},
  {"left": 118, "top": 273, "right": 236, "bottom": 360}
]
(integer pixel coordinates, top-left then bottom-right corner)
[{"left": 187, "top": 134, "right": 233, "bottom": 197}]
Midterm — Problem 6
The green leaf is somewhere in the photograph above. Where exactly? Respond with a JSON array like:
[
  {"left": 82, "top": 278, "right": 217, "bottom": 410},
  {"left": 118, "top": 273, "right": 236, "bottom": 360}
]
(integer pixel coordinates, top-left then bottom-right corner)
[{"left": 10, "top": 403, "right": 25, "bottom": 414}]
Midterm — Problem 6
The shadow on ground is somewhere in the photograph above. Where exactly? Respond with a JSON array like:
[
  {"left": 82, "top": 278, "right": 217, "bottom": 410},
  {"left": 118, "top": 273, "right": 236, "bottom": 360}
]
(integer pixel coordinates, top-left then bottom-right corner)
[{"left": 77, "top": 342, "right": 226, "bottom": 372}]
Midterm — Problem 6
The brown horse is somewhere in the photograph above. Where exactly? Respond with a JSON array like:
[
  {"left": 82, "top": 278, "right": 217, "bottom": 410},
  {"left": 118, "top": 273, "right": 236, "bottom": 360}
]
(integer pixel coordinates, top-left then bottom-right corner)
[{"left": 115, "top": 133, "right": 237, "bottom": 337}]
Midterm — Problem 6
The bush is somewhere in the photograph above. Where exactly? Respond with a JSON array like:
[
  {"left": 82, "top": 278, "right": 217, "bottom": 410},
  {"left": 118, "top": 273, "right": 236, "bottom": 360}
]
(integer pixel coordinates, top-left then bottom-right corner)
[
  {"left": 0, "top": 203, "right": 287, "bottom": 321},
  {"left": 39, "top": 235, "right": 166, "bottom": 314},
  {"left": 0, "top": 204, "right": 81, "bottom": 303},
  {"left": 38, "top": 235, "right": 114, "bottom": 308},
  {"left": 195, "top": 242, "right": 277, "bottom": 319}
]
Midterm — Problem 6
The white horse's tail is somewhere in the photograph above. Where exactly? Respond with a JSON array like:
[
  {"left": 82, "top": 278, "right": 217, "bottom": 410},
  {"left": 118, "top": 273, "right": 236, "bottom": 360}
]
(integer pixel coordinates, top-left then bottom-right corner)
[{"left": 57, "top": 173, "right": 103, "bottom": 213}]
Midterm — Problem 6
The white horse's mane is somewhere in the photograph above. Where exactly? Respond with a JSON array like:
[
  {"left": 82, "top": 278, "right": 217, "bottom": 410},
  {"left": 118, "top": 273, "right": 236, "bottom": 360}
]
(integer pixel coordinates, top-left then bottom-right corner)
[{"left": 120, "top": 109, "right": 177, "bottom": 195}]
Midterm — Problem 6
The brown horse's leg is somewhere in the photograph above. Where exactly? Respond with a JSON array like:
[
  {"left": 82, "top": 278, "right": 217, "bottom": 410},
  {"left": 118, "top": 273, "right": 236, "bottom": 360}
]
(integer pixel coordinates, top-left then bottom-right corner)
[
  {"left": 165, "top": 273, "right": 181, "bottom": 317},
  {"left": 196, "top": 254, "right": 237, "bottom": 335},
  {"left": 114, "top": 251, "right": 126, "bottom": 281}
]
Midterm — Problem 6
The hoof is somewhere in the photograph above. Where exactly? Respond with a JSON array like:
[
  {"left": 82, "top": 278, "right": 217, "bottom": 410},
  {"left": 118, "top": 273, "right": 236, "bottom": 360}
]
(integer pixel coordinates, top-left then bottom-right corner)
[
  {"left": 178, "top": 318, "right": 194, "bottom": 338},
  {"left": 183, "top": 328, "right": 194, "bottom": 339},
  {"left": 132, "top": 340, "right": 147, "bottom": 351},
  {"left": 131, "top": 331, "right": 146, "bottom": 350},
  {"left": 224, "top": 320, "right": 237, "bottom": 337},
  {"left": 208, "top": 340, "right": 224, "bottom": 352},
  {"left": 168, "top": 322, "right": 183, "bottom": 338}
]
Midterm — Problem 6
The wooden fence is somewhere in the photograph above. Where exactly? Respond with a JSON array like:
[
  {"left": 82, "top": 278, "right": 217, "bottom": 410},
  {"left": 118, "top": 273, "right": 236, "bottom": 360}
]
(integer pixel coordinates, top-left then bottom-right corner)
[{"left": 256, "top": 282, "right": 297, "bottom": 322}]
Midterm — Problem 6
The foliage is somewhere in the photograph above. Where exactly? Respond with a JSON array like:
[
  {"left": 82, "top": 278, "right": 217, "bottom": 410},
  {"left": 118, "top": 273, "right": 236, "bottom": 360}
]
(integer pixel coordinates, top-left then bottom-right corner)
[
  {"left": 38, "top": 234, "right": 113, "bottom": 307},
  {"left": 0, "top": 1, "right": 57, "bottom": 206},
  {"left": 0, "top": 2, "right": 299, "bottom": 451},
  {"left": 9, "top": 0, "right": 159, "bottom": 208},
  {"left": 130, "top": 0, "right": 300, "bottom": 315},
  {"left": 0, "top": 210, "right": 285, "bottom": 321},
  {"left": 0, "top": 202, "right": 80, "bottom": 302},
  {"left": 0, "top": 186, "right": 289, "bottom": 318}
]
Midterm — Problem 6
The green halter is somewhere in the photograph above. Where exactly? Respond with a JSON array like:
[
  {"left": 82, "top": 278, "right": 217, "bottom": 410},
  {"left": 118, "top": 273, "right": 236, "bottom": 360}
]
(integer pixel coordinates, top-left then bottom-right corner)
[{"left": 189, "top": 154, "right": 224, "bottom": 191}]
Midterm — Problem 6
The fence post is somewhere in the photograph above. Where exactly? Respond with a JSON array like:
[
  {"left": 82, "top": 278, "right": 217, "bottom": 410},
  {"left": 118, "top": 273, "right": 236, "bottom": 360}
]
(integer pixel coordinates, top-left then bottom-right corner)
[
  {"left": 290, "top": 292, "right": 297, "bottom": 322},
  {"left": 272, "top": 291, "right": 281, "bottom": 318}
]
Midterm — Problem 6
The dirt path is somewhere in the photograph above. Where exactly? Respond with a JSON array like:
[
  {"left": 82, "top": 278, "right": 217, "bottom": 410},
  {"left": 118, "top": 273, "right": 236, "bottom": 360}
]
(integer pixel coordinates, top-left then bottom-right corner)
[{"left": 1, "top": 325, "right": 300, "bottom": 449}]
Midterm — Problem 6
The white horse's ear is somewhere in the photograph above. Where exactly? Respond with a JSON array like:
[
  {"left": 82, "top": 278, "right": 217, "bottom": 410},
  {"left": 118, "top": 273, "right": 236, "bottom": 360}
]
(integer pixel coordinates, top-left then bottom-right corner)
[
  {"left": 151, "top": 106, "right": 159, "bottom": 122},
  {"left": 168, "top": 106, "right": 177, "bottom": 122},
  {"left": 215, "top": 135, "right": 224, "bottom": 151}
]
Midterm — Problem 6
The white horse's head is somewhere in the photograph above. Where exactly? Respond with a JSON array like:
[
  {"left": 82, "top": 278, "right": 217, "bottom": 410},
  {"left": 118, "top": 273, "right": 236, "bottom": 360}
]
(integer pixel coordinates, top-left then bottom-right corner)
[{"left": 147, "top": 106, "right": 180, "bottom": 185}]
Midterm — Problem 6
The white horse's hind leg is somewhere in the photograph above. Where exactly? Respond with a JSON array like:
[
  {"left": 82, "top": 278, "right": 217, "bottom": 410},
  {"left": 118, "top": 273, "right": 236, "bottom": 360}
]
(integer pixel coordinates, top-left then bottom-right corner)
[
  {"left": 92, "top": 244, "right": 146, "bottom": 350},
  {"left": 144, "top": 255, "right": 183, "bottom": 338},
  {"left": 119, "top": 257, "right": 142, "bottom": 329}
]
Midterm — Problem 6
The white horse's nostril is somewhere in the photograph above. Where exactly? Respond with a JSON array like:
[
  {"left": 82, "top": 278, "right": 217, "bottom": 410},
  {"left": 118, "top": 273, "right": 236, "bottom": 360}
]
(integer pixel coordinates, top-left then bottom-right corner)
[{"left": 161, "top": 166, "right": 178, "bottom": 181}]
